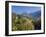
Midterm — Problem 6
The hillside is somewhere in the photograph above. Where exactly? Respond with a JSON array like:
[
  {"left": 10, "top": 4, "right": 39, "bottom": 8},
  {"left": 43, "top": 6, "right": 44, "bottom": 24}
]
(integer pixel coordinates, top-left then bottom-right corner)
[
  {"left": 12, "top": 13, "right": 35, "bottom": 31},
  {"left": 12, "top": 11, "right": 41, "bottom": 31}
]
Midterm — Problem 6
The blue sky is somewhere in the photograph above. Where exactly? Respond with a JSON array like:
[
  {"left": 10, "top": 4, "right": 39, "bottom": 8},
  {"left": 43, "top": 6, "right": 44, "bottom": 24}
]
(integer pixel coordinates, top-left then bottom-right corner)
[{"left": 12, "top": 6, "right": 41, "bottom": 14}]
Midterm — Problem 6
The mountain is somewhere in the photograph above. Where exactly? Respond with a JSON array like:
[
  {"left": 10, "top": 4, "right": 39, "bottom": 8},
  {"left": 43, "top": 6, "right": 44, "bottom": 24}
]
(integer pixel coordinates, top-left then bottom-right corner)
[
  {"left": 29, "top": 10, "right": 41, "bottom": 20},
  {"left": 12, "top": 10, "right": 41, "bottom": 30},
  {"left": 31, "top": 10, "right": 41, "bottom": 17},
  {"left": 21, "top": 10, "right": 41, "bottom": 20},
  {"left": 12, "top": 10, "right": 41, "bottom": 21}
]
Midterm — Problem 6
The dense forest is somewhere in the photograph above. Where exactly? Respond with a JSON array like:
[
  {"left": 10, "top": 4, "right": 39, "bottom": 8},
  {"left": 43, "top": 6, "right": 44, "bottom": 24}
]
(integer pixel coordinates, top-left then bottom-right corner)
[{"left": 12, "top": 11, "right": 41, "bottom": 31}]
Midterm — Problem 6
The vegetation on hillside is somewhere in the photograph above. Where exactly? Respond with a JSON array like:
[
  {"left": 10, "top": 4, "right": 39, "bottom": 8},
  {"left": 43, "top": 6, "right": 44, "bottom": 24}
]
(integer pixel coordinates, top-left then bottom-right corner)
[{"left": 12, "top": 13, "right": 41, "bottom": 31}]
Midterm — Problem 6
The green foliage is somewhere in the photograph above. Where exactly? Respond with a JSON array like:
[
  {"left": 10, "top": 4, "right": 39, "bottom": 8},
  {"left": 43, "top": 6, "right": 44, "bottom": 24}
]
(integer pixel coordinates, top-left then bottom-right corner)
[{"left": 12, "top": 14, "right": 41, "bottom": 31}]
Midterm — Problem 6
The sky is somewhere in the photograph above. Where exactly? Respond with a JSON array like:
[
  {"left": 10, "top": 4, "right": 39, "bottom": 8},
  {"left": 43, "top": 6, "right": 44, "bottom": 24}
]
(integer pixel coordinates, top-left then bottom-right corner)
[{"left": 12, "top": 6, "right": 41, "bottom": 14}]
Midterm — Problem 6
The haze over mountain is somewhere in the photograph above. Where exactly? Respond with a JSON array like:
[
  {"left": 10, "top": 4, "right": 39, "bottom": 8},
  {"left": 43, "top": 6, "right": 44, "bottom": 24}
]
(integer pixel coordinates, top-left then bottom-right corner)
[{"left": 18, "top": 10, "right": 41, "bottom": 20}]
